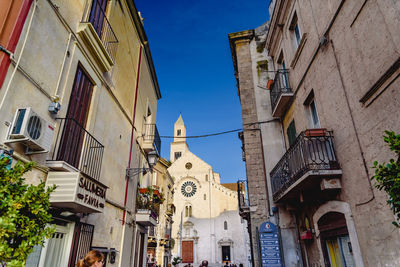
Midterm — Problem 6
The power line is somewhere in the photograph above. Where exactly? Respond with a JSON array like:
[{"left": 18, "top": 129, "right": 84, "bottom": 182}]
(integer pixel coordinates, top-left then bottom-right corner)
[{"left": 159, "top": 118, "right": 278, "bottom": 139}]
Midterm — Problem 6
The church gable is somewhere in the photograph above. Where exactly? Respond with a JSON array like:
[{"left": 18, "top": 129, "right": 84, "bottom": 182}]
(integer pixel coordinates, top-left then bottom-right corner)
[{"left": 168, "top": 151, "right": 212, "bottom": 175}]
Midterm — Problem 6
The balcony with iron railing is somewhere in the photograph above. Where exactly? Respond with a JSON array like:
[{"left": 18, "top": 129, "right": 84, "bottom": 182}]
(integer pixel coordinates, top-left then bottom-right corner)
[
  {"left": 78, "top": 0, "right": 119, "bottom": 72},
  {"left": 136, "top": 187, "right": 163, "bottom": 226},
  {"left": 270, "top": 129, "right": 342, "bottom": 203},
  {"left": 143, "top": 124, "right": 161, "bottom": 156},
  {"left": 48, "top": 118, "right": 104, "bottom": 180},
  {"left": 270, "top": 69, "right": 294, "bottom": 117},
  {"left": 46, "top": 118, "right": 107, "bottom": 213},
  {"left": 237, "top": 180, "right": 250, "bottom": 220}
]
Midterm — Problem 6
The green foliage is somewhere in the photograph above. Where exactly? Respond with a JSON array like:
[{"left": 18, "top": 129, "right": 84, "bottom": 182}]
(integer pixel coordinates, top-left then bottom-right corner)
[
  {"left": 0, "top": 158, "right": 56, "bottom": 266},
  {"left": 172, "top": 256, "right": 182, "bottom": 266},
  {"left": 372, "top": 130, "right": 400, "bottom": 228}
]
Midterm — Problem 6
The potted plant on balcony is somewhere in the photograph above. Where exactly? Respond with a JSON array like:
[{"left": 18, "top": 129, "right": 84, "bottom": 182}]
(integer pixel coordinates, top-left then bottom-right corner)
[{"left": 137, "top": 186, "right": 165, "bottom": 219}]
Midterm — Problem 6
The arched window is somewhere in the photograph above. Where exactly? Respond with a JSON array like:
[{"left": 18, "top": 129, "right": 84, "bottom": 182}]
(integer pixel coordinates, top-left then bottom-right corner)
[
  {"left": 205, "top": 175, "right": 208, "bottom": 181},
  {"left": 204, "top": 194, "right": 206, "bottom": 200},
  {"left": 185, "top": 205, "right": 192, "bottom": 217},
  {"left": 224, "top": 221, "right": 228, "bottom": 230}
]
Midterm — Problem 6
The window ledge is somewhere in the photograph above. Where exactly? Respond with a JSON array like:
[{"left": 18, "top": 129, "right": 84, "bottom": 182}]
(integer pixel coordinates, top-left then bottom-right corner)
[
  {"left": 77, "top": 22, "right": 114, "bottom": 72},
  {"left": 360, "top": 57, "right": 400, "bottom": 106},
  {"left": 290, "top": 33, "right": 308, "bottom": 68}
]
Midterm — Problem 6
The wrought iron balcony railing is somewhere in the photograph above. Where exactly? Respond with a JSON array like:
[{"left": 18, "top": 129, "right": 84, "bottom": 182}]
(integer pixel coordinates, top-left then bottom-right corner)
[
  {"left": 270, "top": 69, "right": 293, "bottom": 117},
  {"left": 144, "top": 124, "right": 161, "bottom": 155},
  {"left": 49, "top": 118, "right": 104, "bottom": 180},
  {"left": 84, "top": 0, "right": 118, "bottom": 62},
  {"left": 237, "top": 180, "right": 250, "bottom": 218},
  {"left": 270, "top": 130, "right": 341, "bottom": 201}
]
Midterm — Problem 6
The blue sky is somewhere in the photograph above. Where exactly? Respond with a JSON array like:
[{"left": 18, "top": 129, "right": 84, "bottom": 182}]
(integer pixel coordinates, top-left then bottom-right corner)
[{"left": 135, "top": 0, "right": 270, "bottom": 183}]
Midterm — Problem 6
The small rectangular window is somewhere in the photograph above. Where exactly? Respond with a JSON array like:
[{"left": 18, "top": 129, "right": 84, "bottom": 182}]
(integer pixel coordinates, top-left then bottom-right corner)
[
  {"left": 289, "top": 12, "right": 302, "bottom": 49},
  {"left": 204, "top": 194, "right": 206, "bottom": 200},
  {"left": 177, "top": 129, "right": 181, "bottom": 136},
  {"left": 294, "top": 24, "right": 301, "bottom": 47},
  {"left": 174, "top": 152, "right": 182, "bottom": 160},
  {"left": 309, "top": 100, "right": 320, "bottom": 128}
]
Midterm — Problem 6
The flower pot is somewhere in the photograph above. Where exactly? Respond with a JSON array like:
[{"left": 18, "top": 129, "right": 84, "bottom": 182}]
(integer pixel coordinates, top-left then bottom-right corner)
[
  {"left": 267, "top": 79, "right": 274, "bottom": 90},
  {"left": 305, "top": 128, "right": 327, "bottom": 137},
  {"left": 300, "top": 230, "right": 313, "bottom": 240}
]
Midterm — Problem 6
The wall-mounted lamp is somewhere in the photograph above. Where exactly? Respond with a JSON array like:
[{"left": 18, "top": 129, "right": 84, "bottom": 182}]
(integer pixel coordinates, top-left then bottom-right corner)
[{"left": 126, "top": 150, "right": 159, "bottom": 178}]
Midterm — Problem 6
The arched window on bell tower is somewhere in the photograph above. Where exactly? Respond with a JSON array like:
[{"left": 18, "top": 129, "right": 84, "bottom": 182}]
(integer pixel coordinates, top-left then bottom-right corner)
[{"left": 224, "top": 221, "right": 228, "bottom": 230}]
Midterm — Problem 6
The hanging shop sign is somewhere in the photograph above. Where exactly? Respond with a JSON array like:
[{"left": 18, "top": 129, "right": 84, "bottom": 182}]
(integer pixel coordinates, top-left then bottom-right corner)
[
  {"left": 46, "top": 171, "right": 107, "bottom": 213},
  {"left": 259, "top": 222, "right": 282, "bottom": 267}
]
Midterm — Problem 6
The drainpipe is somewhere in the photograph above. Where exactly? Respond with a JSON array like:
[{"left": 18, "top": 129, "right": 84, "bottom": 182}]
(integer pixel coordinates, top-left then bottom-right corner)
[
  {"left": 0, "top": 0, "right": 37, "bottom": 111},
  {"left": 122, "top": 44, "right": 143, "bottom": 225}
]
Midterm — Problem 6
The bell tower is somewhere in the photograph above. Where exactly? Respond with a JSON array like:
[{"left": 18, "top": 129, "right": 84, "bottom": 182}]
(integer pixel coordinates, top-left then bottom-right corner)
[{"left": 170, "top": 115, "right": 189, "bottom": 162}]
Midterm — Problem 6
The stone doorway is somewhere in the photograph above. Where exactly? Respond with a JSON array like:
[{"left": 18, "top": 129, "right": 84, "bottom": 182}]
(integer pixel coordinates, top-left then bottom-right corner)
[
  {"left": 318, "top": 212, "right": 355, "bottom": 267},
  {"left": 222, "top": 246, "right": 231, "bottom": 262},
  {"left": 182, "top": 241, "right": 194, "bottom": 263}
]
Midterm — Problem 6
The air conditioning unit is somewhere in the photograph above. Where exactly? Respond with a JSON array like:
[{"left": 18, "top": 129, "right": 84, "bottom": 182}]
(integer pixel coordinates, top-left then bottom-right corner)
[{"left": 5, "top": 107, "right": 55, "bottom": 154}]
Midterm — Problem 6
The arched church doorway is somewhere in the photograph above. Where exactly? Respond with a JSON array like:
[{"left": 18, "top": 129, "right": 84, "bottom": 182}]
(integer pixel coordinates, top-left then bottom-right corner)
[{"left": 318, "top": 212, "right": 355, "bottom": 267}]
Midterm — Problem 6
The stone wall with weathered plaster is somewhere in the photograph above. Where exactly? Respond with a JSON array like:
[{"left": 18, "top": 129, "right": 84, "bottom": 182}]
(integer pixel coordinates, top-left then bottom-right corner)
[{"left": 266, "top": 0, "right": 400, "bottom": 265}]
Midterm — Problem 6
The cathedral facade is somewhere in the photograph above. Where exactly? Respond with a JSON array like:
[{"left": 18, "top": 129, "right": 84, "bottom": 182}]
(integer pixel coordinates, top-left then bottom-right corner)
[{"left": 168, "top": 116, "right": 250, "bottom": 267}]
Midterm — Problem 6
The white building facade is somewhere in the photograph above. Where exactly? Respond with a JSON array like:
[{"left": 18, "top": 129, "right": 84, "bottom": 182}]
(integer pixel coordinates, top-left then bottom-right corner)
[{"left": 168, "top": 116, "right": 250, "bottom": 267}]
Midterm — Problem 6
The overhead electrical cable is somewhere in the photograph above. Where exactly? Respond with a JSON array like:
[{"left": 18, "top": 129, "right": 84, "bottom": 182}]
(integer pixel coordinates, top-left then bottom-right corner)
[{"left": 159, "top": 118, "right": 278, "bottom": 139}]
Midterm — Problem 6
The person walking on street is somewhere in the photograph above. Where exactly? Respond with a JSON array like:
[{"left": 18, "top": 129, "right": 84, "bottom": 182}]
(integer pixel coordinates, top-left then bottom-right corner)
[
  {"left": 76, "top": 250, "right": 105, "bottom": 267},
  {"left": 201, "top": 260, "right": 208, "bottom": 267}
]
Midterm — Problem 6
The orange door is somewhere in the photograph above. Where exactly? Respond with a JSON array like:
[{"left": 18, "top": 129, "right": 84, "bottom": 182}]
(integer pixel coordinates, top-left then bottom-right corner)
[{"left": 182, "top": 241, "right": 194, "bottom": 263}]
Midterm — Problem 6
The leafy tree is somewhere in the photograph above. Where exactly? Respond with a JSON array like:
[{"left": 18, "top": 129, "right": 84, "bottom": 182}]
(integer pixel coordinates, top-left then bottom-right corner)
[
  {"left": 0, "top": 158, "right": 56, "bottom": 266},
  {"left": 372, "top": 130, "right": 400, "bottom": 228}
]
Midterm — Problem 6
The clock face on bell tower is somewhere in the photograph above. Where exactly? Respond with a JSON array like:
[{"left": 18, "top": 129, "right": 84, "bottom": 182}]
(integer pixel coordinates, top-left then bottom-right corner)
[{"left": 181, "top": 181, "right": 197, "bottom": 197}]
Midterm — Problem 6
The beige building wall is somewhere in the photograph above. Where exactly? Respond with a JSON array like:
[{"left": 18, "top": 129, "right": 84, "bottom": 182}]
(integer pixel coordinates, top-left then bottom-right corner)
[
  {"left": 148, "top": 158, "right": 175, "bottom": 267},
  {"left": 0, "top": 0, "right": 161, "bottom": 266}
]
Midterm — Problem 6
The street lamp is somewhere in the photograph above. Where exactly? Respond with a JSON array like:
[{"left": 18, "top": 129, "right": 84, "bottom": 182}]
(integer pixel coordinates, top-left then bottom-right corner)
[{"left": 126, "top": 150, "right": 159, "bottom": 178}]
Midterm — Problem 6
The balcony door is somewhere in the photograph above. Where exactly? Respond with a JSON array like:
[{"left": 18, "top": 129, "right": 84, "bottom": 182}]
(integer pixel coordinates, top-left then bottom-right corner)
[
  {"left": 57, "top": 65, "right": 94, "bottom": 169},
  {"left": 89, "top": 0, "right": 108, "bottom": 37}
]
